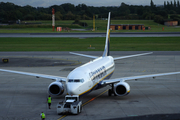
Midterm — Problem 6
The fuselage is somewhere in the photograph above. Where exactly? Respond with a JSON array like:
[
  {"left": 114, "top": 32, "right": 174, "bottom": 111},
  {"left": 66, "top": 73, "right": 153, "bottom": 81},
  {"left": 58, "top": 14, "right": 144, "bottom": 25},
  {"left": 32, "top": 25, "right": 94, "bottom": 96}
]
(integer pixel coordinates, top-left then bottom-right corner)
[{"left": 66, "top": 56, "right": 115, "bottom": 96}]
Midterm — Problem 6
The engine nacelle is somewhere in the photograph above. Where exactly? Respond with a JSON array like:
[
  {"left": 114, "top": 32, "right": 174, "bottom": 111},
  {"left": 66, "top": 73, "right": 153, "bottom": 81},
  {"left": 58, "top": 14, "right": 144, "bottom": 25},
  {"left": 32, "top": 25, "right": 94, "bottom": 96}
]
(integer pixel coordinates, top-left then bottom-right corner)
[
  {"left": 114, "top": 82, "right": 130, "bottom": 96},
  {"left": 48, "top": 81, "right": 64, "bottom": 96}
]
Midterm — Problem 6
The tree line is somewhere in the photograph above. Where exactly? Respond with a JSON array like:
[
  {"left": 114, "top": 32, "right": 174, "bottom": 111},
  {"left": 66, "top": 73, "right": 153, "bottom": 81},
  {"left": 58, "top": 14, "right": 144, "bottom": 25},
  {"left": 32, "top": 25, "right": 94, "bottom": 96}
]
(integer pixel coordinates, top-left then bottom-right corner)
[{"left": 0, "top": 0, "right": 180, "bottom": 25}]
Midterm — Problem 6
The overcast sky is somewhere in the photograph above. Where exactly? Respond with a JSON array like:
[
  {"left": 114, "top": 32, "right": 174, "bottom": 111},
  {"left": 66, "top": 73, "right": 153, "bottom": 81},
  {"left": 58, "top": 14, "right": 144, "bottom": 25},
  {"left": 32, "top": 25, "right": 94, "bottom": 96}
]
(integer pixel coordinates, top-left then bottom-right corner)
[{"left": 0, "top": 0, "right": 165, "bottom": 7}]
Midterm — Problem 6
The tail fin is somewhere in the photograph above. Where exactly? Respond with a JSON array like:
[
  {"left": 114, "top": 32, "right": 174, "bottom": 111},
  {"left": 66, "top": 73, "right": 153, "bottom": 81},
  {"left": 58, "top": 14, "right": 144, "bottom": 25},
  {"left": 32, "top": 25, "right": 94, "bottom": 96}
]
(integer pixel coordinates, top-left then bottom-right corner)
[{"left": 102, "top": 12, "right": 111, "bottom": 57}]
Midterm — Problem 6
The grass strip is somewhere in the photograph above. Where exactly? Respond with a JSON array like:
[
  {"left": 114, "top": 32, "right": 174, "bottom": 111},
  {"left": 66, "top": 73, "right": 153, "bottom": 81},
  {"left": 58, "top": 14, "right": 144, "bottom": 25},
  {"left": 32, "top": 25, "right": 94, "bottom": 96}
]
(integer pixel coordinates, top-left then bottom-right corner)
[
  {"left": 1, "top": 20, "right": 180, "bottom": 33},
  {"left": 0, "top": 37, "right": 180, "bottom": 51}
]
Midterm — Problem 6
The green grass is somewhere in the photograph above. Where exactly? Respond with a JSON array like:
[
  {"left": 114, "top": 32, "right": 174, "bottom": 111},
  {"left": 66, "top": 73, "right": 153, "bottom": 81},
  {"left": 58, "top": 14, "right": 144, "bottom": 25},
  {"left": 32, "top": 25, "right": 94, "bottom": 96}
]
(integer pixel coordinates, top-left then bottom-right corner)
[
  {"left": 0, "top": 37, "right": 180, "bottom": 51},
  {"left": 0, "top": 20, "right": 180, "bottom": 33}
]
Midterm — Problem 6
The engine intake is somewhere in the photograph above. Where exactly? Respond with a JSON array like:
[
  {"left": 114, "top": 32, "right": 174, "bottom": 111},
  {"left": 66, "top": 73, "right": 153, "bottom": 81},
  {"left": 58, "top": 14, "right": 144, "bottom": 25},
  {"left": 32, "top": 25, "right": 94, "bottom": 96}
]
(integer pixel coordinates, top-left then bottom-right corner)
[
  {"left": 114, "top": 82, "right": 130, "bottom": 96},
  {"left": 48, "top": 81, "right": 64, "bottom": 96}
]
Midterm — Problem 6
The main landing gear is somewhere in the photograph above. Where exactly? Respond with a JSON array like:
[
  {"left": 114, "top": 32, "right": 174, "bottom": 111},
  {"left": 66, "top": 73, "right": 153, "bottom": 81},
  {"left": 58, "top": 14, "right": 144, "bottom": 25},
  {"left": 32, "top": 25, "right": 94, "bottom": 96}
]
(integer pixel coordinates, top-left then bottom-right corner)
[{"left": 108, "top": 84, "right": 117, "bottom": 96}]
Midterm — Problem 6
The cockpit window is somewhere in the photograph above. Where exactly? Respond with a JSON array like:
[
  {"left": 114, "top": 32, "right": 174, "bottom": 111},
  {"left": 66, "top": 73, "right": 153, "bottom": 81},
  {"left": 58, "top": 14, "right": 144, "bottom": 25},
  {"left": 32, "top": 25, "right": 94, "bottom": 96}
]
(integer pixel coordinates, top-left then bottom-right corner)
[
  {"left": 74, "top": 79, "right": 80, "bottom": 82},
  {"left": 68, "top": 79, "right": 84, "bottom": 83},
  {"left": 80, "top": 79, "right": 84, "bottom": 83},
  {"left": 68, "top": 79, "right": 73, "bottom": 82}
]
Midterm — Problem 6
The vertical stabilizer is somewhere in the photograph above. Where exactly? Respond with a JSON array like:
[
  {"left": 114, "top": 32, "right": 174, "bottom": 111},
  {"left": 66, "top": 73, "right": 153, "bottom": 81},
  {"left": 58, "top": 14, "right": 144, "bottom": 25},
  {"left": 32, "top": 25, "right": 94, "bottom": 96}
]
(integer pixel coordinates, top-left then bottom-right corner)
[{"left": 102, "top": 12, "right": 111, "bottom": 57}]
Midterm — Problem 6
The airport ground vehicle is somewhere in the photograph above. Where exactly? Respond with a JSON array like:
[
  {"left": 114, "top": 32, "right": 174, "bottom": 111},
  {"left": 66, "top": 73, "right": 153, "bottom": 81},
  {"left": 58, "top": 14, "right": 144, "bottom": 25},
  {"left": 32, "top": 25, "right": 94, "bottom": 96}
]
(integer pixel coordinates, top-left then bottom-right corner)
[{"left": 57, "top": 95, "right": 82, "bottom": 115}]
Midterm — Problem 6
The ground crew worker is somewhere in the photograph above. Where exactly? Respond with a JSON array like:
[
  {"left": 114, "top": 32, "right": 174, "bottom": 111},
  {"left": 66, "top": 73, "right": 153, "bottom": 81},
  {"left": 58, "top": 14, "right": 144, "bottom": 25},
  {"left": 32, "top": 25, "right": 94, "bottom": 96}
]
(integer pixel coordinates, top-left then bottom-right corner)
[
  {"left": 47, "top": 95, "right": 52, "bottom": 109},
  {"left": 40, "top": 112, "right": 45, "bottom": 120}
]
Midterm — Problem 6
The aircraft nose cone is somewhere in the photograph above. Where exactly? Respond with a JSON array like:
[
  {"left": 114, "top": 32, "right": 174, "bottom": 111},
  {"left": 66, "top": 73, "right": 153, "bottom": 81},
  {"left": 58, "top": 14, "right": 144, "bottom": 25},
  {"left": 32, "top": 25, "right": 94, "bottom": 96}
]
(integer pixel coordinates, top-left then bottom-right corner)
[{"left": 67, "top": 85, "right": 78, "bottom": 95}]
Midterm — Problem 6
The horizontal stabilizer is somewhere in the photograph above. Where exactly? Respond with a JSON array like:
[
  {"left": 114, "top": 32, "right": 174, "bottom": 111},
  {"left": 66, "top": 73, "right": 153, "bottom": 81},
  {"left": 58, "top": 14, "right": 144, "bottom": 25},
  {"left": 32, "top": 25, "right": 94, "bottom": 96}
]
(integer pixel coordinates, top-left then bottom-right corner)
[
  {"left": 69, "top": 52, "right": 98, "bottom": 59},
  {"left": 114, "top": 52, "right": 153, "bottom": 60}
]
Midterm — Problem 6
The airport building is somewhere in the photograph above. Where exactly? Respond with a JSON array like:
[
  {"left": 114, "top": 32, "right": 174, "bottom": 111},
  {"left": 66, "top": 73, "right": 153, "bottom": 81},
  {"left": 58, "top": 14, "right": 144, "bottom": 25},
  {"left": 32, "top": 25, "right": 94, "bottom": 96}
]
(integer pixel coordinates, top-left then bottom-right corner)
[
  {"left": 110, "top": 24, "right": 144, "bottom": 30},
  {"left": 164, "top": 21, "right": 178, "bottom": 26}
]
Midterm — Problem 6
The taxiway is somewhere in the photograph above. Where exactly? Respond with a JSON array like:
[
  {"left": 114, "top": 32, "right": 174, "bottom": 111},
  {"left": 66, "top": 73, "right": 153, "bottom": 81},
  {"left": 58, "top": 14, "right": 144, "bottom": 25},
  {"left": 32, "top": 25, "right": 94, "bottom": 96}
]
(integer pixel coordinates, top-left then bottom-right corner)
[
  {"left": 0, "top": 52, "right": 180, "bottom": 120},
  {"left": 1, "top": 32, "right": 180, "bottom": 38}
]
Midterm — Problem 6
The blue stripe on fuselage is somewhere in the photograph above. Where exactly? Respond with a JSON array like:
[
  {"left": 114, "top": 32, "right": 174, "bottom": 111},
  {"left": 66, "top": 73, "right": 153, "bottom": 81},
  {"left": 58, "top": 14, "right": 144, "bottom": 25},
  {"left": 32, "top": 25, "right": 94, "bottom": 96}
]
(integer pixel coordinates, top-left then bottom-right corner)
[{"left": 79, "top": 71, "right": 114, "bottom": 97}]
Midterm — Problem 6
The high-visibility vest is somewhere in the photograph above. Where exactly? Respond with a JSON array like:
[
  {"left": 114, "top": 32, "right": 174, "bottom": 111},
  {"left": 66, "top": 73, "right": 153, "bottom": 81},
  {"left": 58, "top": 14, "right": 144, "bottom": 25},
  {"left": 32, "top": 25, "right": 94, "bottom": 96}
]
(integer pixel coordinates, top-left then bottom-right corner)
[
  {"left": 48, "top": 97, "right": 51, "bottom": 103},
  {"left": 41, "top": 113, "right": 45, "bottom": 118}
]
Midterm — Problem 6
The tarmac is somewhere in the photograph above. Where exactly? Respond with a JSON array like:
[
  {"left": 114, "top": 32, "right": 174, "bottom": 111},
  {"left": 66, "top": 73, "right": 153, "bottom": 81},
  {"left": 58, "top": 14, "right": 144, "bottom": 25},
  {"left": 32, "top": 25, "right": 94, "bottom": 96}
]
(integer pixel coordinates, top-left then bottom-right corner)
[
  {"left": 1, "top": 32, "right": 180, "bottom": 37},
  {"left": 0, "top": 51, "right": 180, "bottom": 120}
]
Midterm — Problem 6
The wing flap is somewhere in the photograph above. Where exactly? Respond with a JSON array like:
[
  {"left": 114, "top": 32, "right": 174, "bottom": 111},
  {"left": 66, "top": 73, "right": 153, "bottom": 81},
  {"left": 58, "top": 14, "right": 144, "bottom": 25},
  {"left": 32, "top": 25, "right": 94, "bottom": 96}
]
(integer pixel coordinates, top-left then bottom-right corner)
[{"left": 0, "top": 69, "right": 66, "bottom": 81}]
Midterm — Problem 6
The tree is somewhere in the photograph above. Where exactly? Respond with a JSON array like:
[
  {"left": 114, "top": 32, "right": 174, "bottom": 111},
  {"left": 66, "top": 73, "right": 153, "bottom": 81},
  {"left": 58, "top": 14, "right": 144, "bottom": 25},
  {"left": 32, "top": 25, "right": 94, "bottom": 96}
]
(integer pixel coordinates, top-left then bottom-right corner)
[
  {"left": 142, "top": 12, "right": 155, "bottom": 20},
  {"left": 171, "top": 1, "right": 173, "bottom": 7},
  {"left": 137, "top": 6, "right": 144, "bottom": 16},
  {"left": 64, "top": 11, "right": 75, "bottom": 20},
  {"left": 49, "top": 5, "right": 65, "bottom": 14},
  {"left": 174, "top": 0, "right": 177, "bottom": 7},
  {"left": 82, "top": 14, "right": 91, "bottom": 20},
  {"left": 166, "top": 1, "right": 171, "bottom": 10},
  {"left": 118, "top": 2, "right": 130, "bottom": 16},
  {"left": 14, "top": 10, "right": 23, "bottom": 19},
  {"left": 158, "top": 10, "right": 168, "bottom": 18},
  {"left": 150, "top": 0, "right": 155, "bottom": 7},
  {"left": 169, "top": 10, "right": 176, "bottom": 14},
  {"left": 55, "top": 11, "right": 63, "bottom": 20},
  {"left": 60, "top": 3, "right": 75, "bottom": 13},
  {"left": 23, "top": 14, "right": 34, "bottom": 20},
  {"left": 154, "top": 15, "right": 164, "bottom": 24},
  {"left": 1, "top": 1, "right": 180, "bottom": 22},
  {"left": 177, "top": 0, "right": 180, "bottom": 7},
  {"left": 76, "top": 4, "right": 87, "bottom": 11},
  {"left": 170, "top": 14, "right": 180, "bottom": 19},
  {"left": 164, "top": 1, "right": 166, "bottom": 8},
  {"left": 37, "top": 13, "right": 51, "bottom": 20}
]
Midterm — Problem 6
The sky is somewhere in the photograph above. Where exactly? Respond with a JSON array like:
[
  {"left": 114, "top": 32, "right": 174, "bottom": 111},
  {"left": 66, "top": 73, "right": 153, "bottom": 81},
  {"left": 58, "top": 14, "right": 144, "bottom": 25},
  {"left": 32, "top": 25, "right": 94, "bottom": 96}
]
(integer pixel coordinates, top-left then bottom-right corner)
[{"left": 0, "top": 0, "right": 166, "bottom": 7}]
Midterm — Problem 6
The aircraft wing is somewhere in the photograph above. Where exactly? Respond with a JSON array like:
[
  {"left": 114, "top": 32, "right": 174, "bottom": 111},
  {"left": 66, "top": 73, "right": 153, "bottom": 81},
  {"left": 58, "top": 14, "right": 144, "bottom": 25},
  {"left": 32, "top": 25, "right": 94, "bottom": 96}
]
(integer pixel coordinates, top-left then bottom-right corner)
[
  {"left": 69, "top": 52, "right": 98, "bottom": 59},
  {"left": 101, "top": 71, "right": 180, "bottom": 85},
  {"left": 0, "top": 69, "right": 66, "bottom": 81},
  {"left": 113, "top": 52, "right": 153, "bottom": 60}
]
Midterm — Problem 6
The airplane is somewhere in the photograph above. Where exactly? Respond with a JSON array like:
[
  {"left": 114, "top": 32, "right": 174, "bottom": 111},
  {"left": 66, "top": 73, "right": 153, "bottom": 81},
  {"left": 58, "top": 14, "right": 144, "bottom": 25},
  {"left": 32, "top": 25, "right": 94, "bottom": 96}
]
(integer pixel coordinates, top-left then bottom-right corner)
[{"left": 0, "top": 12, "right": 180, "bottom": 97}]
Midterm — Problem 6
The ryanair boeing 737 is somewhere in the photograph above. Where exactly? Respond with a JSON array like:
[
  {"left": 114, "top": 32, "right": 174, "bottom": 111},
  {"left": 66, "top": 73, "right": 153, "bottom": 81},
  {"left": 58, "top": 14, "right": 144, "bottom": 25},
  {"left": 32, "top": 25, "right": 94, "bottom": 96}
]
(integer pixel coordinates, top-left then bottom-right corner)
[{"left": 0, "top": 12, "right": 180, "bottom": 97}]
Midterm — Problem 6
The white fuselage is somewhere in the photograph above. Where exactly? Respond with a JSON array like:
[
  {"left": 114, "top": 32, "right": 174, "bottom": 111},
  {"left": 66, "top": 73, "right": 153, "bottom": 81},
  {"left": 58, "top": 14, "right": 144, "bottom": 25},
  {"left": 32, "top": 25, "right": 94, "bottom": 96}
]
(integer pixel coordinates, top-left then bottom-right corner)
[{"left": 66, "top": 56, "right": 115, "bottom": 96}]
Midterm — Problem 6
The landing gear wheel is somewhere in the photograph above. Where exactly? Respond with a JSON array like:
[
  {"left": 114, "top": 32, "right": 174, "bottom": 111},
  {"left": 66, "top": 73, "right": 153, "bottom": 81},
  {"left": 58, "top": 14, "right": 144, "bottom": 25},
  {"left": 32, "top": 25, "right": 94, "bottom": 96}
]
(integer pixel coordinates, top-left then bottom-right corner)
[
  {"left": 80, "top": 104, "right": 82, "bottom": 112},
  {"left": 108, "top": 89, "right": 112, "bottom": 96},
  {"left": 77, "top": 106, "right": 79, "bottom": 114}
]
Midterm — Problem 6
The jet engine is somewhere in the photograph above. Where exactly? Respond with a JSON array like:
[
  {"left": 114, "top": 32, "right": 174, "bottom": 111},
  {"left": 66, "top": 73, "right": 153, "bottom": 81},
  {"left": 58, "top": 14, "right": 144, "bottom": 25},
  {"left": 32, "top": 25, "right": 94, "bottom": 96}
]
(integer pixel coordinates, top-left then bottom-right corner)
[
  {"left": 114, "top": 82, "right": 130, "bottom": 96},
  {"left": 48, "top": 81, "right": 64, "bottom": 96}
]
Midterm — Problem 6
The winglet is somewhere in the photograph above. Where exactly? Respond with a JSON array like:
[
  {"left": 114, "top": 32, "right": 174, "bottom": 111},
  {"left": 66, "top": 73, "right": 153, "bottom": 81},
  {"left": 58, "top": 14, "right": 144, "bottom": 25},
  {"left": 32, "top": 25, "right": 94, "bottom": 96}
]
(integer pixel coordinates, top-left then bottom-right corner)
[{"left": 102, "top": 12, "right": 111, "bottom": 57}]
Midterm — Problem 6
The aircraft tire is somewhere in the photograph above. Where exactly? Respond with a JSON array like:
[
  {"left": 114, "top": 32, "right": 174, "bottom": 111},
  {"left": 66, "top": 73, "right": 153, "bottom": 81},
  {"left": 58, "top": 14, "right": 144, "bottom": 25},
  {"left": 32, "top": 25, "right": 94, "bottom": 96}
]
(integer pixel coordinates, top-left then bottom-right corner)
[
  {"left": 108, "top": 89, "right": 112, "bottom": 96},
  {"left": 77, "top": 106, "right": 80, "bottom": 114},
  {"left": 80, "top": 104, "right": 82, "bottom": 111}
]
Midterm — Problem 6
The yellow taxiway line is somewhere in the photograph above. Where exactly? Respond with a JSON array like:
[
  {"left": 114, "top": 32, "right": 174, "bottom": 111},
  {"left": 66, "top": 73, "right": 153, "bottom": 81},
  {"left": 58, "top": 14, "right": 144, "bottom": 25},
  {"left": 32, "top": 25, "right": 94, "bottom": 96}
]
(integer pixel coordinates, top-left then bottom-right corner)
[{"left": 57, "top": 89, "right": 108, "bottom": 120}]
